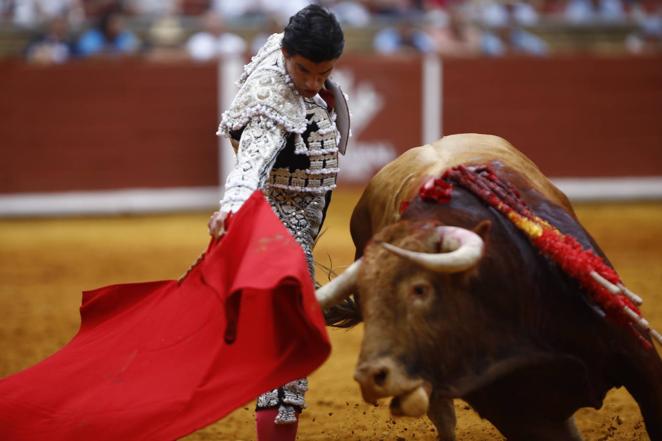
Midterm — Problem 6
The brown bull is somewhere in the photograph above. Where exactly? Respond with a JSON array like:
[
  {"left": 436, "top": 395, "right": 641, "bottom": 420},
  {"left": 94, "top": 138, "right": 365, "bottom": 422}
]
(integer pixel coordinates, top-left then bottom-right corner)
[{"left": 315, "top": 134, "right": 662, "bottom": 441}]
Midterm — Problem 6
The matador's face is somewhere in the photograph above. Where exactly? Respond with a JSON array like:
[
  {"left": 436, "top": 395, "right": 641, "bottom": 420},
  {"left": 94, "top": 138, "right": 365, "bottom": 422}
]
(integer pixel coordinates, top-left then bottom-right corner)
[{"left": 282, "top": 49, "right": 337, "bottom": 99}]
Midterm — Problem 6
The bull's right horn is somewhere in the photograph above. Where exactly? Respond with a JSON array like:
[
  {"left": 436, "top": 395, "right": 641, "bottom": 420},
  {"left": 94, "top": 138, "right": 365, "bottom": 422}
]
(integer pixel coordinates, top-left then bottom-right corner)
[
  {"left": 315, "top": 259, "right": 361, "bottom": 309},
  {"left": 381, "top": 226, "right": 483, "bottom": 273}
]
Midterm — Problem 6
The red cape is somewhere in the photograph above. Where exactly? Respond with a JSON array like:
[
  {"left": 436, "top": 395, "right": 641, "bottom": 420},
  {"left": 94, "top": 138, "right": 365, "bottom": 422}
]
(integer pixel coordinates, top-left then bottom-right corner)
[{"left": 0, "top": 191, "right": 331, "bottom": 440}]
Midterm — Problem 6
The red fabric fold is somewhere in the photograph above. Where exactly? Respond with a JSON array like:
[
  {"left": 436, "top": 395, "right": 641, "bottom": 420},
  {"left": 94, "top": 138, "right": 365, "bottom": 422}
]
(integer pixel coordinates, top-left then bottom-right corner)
[{"left": 0, "top": 191, "right": 331, "bottom": 441}]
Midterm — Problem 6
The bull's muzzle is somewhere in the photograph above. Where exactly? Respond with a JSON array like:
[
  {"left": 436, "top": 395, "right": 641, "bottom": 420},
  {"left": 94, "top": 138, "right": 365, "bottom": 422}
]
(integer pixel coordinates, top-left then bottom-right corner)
[{"left": 354, "top": 357, "right": 430, "bottom": 417}]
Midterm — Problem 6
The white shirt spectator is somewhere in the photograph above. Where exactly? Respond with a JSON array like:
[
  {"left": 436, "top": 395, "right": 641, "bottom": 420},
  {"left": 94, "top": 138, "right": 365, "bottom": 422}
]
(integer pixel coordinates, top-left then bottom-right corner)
[
  {"left": 261, "top": 0, "right": 313, "bottom": 24},
  {"left": 186, "top": 12, "right": 246, "bottom": 61},
  {"left": 12, "top": 0, "right": 83, "bottom": 27},
  {"left": 214, "top": 0, "right": 314, "bottom": 24},
  {"left": 598, "top": 0, "right": 625, "bottom": 22},
  {"left": 327, "top": 1, "right": 371, "bottom": 27},
  {"left": 187, "top": 32, "right": 247, "bottom": 60},
  {"left": 511, "top": 2, "right": 539, "bottom": 26},
  {"left": 126, "top": 0, "right": 179, "bottom": 17},
  {"left": 481, "top": 1, "right": 539, "bottom": 28},
  {"left": 565, "top": 0, "right": 625, "bottom": 24},
  {"left": 212, "top": 0, "right": 261, "bottom": 19},
  {"left": 565, "top": 0, "right": 595, "bottom": 23}
]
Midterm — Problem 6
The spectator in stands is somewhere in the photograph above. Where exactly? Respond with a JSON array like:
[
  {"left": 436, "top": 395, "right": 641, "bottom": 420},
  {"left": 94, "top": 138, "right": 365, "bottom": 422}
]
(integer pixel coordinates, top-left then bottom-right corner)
[
  {"left": 563, "top": 0, "right": 593, "bottom": 22},
  {"left": 626, "top": 0, "right": 662, "bottom": 54},
  {"left": 320, "top": 0, "right": 372, "bottom": 26},
  {"left": 539, "top": 0, "right": 566, "bottom": 16},
  {"left": 426, "top": 6, "right": 481, "bottom": 57},
  {"left": 599, "top": 0, "right": 626, "bottom": 21},
  {"left": 480, "top": 0, "right": 549, "bottom": 56},
  {"left": 212, "top": 0, "right": 312, "bottom": 23},
  {"left": 124, "top": 0, "right": 181, "bottom": 18},
  {"left": 0, "top": 0, "right": 10, "bottom": 19},
  {"left": 76, "top": 10, "right": 140, "bottom": 57},
  {"left": 211, "top": 0, "right": 262, "bottom": 20},
  {"left": 76, "top": 9, "right": 140, "bottom": 57},
  {"left": 422, "top": 0, "right": 458, "bottom": 11},
  {"left": 186, "top": 11, "right": 246, "bottom": 60},
  {"left": 564, "top": 0, "right": 626, "bottom": 23},
  {"left": 24, "top": 15, "right": 74, "bottom": 63},
  {"left": 250, "top": 13, "right": 283, "bottom": 54},
  {"left": 79, "top": 0, "right": 121, "bottom": 18},
  {"left": 374, "top": 13, "right": 437, "bottom": 53},
  {"left": 480, "top": 0, "right": 540, "bottom": 28},
  {"left": 144, "top": 4, "right": 187, "bottom": 60},
  {"left": 178, "top": 0, "right": 212, "bottom": 16},
  {"left": 365, "top": 0, "right": 419, "bottom": 17},
  {"left": 9, "top": 0, "right": 84, "bottom": 28},
  {"left": 261, "top": 0, "right": 315, "bottom": 24},
  {"left": 148, "top": 14, "right": 185, "bottom": 49}
]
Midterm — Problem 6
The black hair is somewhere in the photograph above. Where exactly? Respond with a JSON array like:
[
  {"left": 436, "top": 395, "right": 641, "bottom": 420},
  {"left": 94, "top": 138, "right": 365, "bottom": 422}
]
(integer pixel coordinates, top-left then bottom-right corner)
[
  {"left": 282, "top": 5, "right": 344, "bottom": 63},
  {"left": 98, "top": 9, "right": 121, "bottom": 40}
]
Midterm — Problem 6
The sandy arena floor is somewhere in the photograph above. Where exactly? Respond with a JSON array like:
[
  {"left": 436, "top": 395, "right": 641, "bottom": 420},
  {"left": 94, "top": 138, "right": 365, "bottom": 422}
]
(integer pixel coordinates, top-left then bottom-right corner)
[{"left": 1, "top": 189, "right": 660, "bottom": 440}]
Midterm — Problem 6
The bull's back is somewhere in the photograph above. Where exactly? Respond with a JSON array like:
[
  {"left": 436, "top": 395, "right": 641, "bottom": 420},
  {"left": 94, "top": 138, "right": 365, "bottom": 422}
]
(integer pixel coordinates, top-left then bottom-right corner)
[{"left": 351, "top": 134, "right": 572, "bottom": 250}]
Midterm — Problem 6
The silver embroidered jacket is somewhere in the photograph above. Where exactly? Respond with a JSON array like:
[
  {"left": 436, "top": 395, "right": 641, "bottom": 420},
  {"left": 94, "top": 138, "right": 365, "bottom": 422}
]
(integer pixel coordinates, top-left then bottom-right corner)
[
  {"left": 217, "top": 32, "right": 343, "bottom": 274},
  {"left": 215, "top": 33, "right": 347, "bottom": 425}
]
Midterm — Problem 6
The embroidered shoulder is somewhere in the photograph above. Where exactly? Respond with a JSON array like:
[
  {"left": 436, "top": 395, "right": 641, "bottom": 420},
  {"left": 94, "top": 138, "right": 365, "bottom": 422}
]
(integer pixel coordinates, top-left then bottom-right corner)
[
  {"left": 237, "top": 33, "right": 283, "bottom": 86},
  {"left": 217, "top": 34, "right": 307, "bottom": 138}
]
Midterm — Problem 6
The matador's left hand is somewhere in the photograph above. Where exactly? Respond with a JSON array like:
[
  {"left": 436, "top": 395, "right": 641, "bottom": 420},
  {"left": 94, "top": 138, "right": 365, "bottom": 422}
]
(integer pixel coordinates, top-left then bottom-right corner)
[{"left": 208, "top": 210, "right": 228, "bottom": 239}]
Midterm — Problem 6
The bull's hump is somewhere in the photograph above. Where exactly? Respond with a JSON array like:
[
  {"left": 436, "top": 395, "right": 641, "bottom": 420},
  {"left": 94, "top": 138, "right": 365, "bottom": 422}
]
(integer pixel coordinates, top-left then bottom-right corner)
[
  {"left": 363, "top": 133, "right": 572, "bottom": 233},
  {"left": 427, "top": 134, "right": 569, "bottom": 209},
  {"left": 427, "top": 134, "right": 525, "bottom": 174},
  {"left": 375, "top": 134, "right": 528, "bottom": 197}
]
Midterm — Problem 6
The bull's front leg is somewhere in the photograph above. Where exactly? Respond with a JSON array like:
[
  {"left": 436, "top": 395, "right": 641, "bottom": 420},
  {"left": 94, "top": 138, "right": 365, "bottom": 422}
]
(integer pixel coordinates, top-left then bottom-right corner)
[{"left": 427, "top": 390, "right": 456, "bottom": 441}]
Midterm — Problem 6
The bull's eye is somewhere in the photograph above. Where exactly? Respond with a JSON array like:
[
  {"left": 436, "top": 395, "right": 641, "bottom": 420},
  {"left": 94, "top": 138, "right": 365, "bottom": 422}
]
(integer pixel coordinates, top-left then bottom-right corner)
[{"left": 409, "top": 282, "right": 432, "bottom": 301}]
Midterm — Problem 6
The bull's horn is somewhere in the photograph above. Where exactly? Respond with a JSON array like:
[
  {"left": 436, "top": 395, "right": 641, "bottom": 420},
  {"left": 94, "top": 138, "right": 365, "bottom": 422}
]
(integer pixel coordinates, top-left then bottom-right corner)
[
  {"left": 381, "top": 226, "right": 483, "bottom": 273},
  {"left": 315, "top": 259, "right": 361, "bottom": 308}
]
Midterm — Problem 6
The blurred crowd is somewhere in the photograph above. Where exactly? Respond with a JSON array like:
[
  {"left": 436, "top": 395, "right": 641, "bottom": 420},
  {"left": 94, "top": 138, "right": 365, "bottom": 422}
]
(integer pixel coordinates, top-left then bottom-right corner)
[{"left": 0, "top": 0, "right": 660, "bottom": 64}]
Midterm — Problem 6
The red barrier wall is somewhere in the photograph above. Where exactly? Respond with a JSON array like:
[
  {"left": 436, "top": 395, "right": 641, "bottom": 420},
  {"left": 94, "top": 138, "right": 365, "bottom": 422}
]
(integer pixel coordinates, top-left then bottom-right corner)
[
  {"left": 338, "top": 54, "right": 422, "bottom": 150},
  {"left": 0, "top": 60, "right": 218, "bottom": 194},
  {"left": 443, "top": 56, "right": 662, "bottom": 177},
  {"left": 1, "top": 55, "right": 661, "bottom": 195}
]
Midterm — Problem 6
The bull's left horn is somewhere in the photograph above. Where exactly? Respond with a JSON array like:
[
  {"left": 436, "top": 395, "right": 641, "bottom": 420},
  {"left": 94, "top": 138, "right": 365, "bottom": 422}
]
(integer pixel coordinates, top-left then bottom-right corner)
[
  {"left": 381, "top": 226, "right": 483, "bottom": 273},
  {"left": 315, "top": 259, "right": 361, "bottom": 309}
]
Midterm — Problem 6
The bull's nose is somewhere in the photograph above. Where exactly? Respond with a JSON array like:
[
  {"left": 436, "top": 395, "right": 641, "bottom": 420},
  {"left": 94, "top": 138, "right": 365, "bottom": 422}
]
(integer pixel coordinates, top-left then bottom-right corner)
[
  {"left": 354, "top": 357, "right": 425, "bottom": 405},
  {"left": 354, "top": 358, "right": 395, "bottom": 395}
]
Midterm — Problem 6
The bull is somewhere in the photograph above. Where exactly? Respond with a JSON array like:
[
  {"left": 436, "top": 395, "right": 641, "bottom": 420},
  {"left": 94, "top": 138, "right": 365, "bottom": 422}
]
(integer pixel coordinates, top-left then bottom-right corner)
[{"left": 314, "top": 134, "right": 662, "bottom": 440}]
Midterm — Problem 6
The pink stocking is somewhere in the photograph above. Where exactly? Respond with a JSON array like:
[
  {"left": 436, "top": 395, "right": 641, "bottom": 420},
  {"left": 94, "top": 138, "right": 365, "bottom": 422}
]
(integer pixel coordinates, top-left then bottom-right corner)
[{"left": 255, "top": 409, "right": 298, "bottom": 441}]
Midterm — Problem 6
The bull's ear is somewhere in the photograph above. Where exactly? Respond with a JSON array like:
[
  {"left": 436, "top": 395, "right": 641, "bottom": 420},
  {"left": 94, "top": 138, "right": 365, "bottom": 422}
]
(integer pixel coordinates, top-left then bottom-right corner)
[{"left": 473, "top": 220, "right": 491, "bottom": 240}]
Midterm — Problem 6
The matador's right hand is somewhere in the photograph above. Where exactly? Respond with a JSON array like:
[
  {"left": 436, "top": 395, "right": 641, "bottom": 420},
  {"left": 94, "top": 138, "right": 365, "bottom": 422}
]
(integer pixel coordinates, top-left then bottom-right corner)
[{"left": 208, "top": 210, "right": 228, "bottom": 239}]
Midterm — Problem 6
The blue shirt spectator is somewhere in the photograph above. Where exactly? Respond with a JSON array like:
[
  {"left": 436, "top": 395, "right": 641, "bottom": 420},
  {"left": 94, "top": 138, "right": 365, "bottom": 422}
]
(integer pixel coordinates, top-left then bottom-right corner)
[
  {"left": 481, "top": 28, "right": 549, "bottom": 56},
  {"left": 76, "top": 11, "right": 139, "bottom": 57},
  {"left": 374, "top": 19, "right": 437, "bottom": 54},
  {"left": 565, "top": 0, "right": 626, "bottom": 24},
  {"left": 479, "top": 0, "right": 549, "bottom": 56}
]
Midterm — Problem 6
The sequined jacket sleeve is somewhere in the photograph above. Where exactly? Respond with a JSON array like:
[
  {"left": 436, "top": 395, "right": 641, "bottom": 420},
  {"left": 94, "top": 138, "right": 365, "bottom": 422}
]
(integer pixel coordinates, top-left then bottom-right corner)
[{"left": 219, "top": 116, "right": 287, "bottom": 216}]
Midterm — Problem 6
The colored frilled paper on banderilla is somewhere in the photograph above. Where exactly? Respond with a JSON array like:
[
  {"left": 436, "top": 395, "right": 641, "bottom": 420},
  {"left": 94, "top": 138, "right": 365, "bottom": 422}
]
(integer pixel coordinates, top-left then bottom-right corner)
[{"left": 0, "top": 190, "right": 331, "bottom": 441}]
